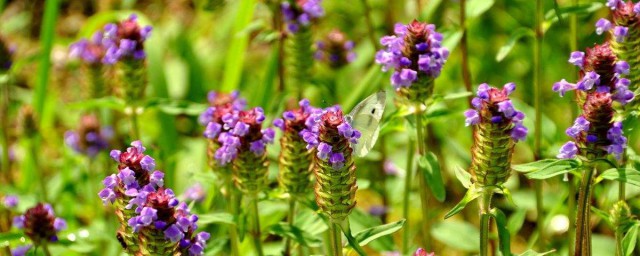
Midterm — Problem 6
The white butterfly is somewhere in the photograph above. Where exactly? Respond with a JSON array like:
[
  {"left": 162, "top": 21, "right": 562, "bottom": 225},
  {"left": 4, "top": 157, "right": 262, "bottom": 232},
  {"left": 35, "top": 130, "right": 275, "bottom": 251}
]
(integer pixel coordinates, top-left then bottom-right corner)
[{"left": 345, "top": 90, "right": 387, "bottom": 157}]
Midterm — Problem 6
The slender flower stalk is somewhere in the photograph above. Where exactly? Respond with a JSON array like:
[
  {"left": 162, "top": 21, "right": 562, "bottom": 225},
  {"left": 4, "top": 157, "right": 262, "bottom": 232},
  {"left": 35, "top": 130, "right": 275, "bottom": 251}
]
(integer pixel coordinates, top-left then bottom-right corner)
[
  {"left": 19, "top": 106, "right": 47, "bottom": 201},
  {"left": 464, "top": 83, "right": 528, "bottom": 256},
  {"left": 12, "top": 203, "right": 67, "bottom": 256},
  {"left": 0, "top": 37, "right": 13, "bottom": 184},
  {"left": 533, "top": 0, "right": 546, "bottom": 249},
  {"left": 552, "top": 43, "right": 632, "bottom": 255},
  {"left": 282, "top": 0, "right": 324, "bottom": 97},
  {"left": 214, "top": 107, "right": 275, "bottom": 256},
  {"left": 304, "top": 106, "right": 361, "bottom": 256},
  {"left": 274, "top": 99, "right": 320, "bottom": 255},
  {"left": 375, "top": 20, "right": 449, "bottom": 249},
  {"left": 315, "top": 30, "right": 357, "bottom": 69}
]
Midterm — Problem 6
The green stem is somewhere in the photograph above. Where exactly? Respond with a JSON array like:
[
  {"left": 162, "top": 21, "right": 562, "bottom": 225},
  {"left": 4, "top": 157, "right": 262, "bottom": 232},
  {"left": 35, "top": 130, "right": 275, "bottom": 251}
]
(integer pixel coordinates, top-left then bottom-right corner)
[
  {"left": 250, "top": 196, "right": 264, "bottom": 256},
  {"left": 533, "top": 0, "right": 545, "bottom": 250},
  {"left": 42, "top": 243, "right": 52, "bottom": 256},
  {"left": 615, "top": 228, "right": 624, "bottom": 256},
  {"left": 414, "top": 103, "right": 431, "bottom": 250},
  {"left": 225, "top": 177, "right": 240, "bottom": 256},
  {"left": 329, "top": 222, "right": 342, "bottom": 256},
  {"left": 479, "top": 190, "right": 493, "bottom": 256},
  {"left": 460, "top": 0, "right": 473, "bottom": 106},
  {"left": 402, "top": 138, "right": 415, "bottom": 254},
  {"left": 360, "top": 0, "right": 378, "bottom": 51},
  {"left": 30, "top": 138, "right": 47, "bottom": 202},
  {"left": 575, "top": 166, "right": 595, "bottom": 256},
  {"left": 0, "top": 72, "right": 10, "bottom": 184},
  {"left": 129, "top": 107, "right": 140, "bottom": 140},
  {"left": 568, "top": 175, "right": 576, "bottom": 256},
  {"left": 284, "top": 198, "right": 296, "bottom": 256}
]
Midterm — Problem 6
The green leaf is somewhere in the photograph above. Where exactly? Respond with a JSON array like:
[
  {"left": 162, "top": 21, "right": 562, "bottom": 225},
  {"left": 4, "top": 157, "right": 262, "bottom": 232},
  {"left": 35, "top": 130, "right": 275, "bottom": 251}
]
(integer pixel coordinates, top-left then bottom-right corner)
[
  {"left": 516, "top": 249, "right": 556, "bottom": 256},
  {"left": 444, "top": 185, "right": 481, "bottom": 219},
  {"left": 220, "top": 0, "right": 257, "bottom": 91},
  {"left": 353, "top": 219, "right": 406, "bottom": 247},
  {"left": 268, "top": 222, "right": 323, "bottom": 247},
  {"left": 598, "top": 168, "right": 640, "bottom": 187},
  {"left": 507, "top": 208, "right": 527, "bottom": 235},
  {"left": 0, "top": 232, "right": 24, "bottom": 242},
  {"left": 498, "top": 186, "right": 516, "bottom": 207},
  {"left": 454, "top": 165, "right": 472, "bottom": 189},
  {"left": 466, "top": 0, "right": 495, "bottom": 19},
  {"left": 591, "top": 206, "right": 612, "bottom": 227},
  {"left": 512, "top": 159, "right": 579, "bottom": 179},
  {"left": 491, "top": 208, "right": 511, "bottom": 256},
  {"left": 442, "top": 91, "right": 473, "bottom": 101},
  {"left": 418, "top": 152, "right": 446, "bottom": 202},
  {"left": 198, "top": 212, "right": 235, "bottom": 225},
  {"left": 339, "top": 220, "right": 367, "bottom": 256},
  {"left": 441, "top": 29, "right": 464, "bottom": 52},
  {"left": 431, "top": 220, "right": 480, "bottom": 252},
  {"left": 496, "top": 27, "right": 534, "bottom": 61},
  {"left": 623, "top": 223, "right": 639, "bottom": 256}
]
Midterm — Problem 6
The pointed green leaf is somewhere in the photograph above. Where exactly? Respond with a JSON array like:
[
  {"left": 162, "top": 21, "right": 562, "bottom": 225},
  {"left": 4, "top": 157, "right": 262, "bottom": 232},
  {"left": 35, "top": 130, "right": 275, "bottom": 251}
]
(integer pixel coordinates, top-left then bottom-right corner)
[
  {"left": 353, "top": 219, "right": 406, "bottom": 247},
  {"left": 444, "top": 185, "right": 482, "bottom": 219},
  {"left": 466, "top": 0, "right": 495, "bottom": 19},
  {"left": 455, "top": 166, "right": 472, "bottom": 189},
  {"left": 497, "top": 186, "right": 517, "bottom": 207},
  {"left": 419, "top": 152, "right": 446, "bottom": 202},
  {"left": 598, "top": 168, "right": 640, "bottom": 187},
  {"left": 268, "top": 222, "right": 323, "bottom": 247},
  {"left": 491, "top": 208, "right": 511, "bottom": 256},
  {"left": 197, "top": 212, "right": 235, "bottom": 226},
  {"left": 623, "top": 223, "right": 639, "bottom": 256},
  {"left": 0, "top": 232, "right": 24, "bottom": 242},
  {"left": 507, "top": 209, "right": 527, "bottom": 236},
  {"left": 514, "top": 158, "right": 579, "bottom": 180},
  {"left": 590, "top": 206, "right": 612, "bottom": 227},
  {"left": 496, "top": 27, "right": 534, "bottom": 62},
  {"left": 339, "top": 220, "right": 367, "bottom": 256}
]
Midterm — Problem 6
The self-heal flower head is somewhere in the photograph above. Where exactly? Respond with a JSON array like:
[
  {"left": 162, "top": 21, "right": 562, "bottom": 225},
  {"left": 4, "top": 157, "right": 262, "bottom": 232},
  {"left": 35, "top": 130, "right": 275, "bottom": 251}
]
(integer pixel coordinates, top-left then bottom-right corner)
[
  {"left": 69, "top": 31, "right": 109, "bottom": 65},
  {"left": 64, "top": 114, "right": 112, "bottom": 157},
  {"left": 464, "top": 83, "right": 528, "bottom": 141},
  {"left": 215, "top": 107, "right": 274, "bottom": 165},
  {"left": 14, "top": 203, "right": 66, "bottom": 245},
  {"left": 281, "top": 0, "right": 324, "bottom": 33},
  {"left": 310, "top": 106, "right": 359, "bottom": 222},
  {"left": 376, "top": 20, "right": 449, "bottom": 91},
  {"left": 101, "top": 14, "right": 153, "bottom": 64},
  {"left": 467, "top": 83, "right": 527, "bottom": 187},
  {"left": 315, "top": 29, "right": 356, "bottom": 69}
]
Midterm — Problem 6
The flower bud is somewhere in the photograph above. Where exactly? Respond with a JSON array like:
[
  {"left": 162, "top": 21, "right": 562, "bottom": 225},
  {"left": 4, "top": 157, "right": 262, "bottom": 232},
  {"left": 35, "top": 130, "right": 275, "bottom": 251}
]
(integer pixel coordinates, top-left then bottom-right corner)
[
  {"left": 64, "top": 114, "right": 112, "bottom": 157},
  {"left": 14, "top": 203, "right": 66, "bottom": 245},
  {"left": 610, "top": 200, "right": 634, "bottom": 232}
]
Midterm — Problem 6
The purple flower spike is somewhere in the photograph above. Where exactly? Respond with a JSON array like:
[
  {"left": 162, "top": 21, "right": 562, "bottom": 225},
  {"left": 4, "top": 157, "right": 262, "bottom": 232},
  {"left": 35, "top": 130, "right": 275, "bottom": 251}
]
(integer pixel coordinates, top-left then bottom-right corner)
[
  {"left": 557, "top": 141, "right": 578, "bottom": 159},
  {"left": 568, "top": 51, "right": 585, "bottom": 68},
  {"left": 595, "top": 18, "right": 612, "bottom": 35},
  {"left": 613, "top": 26, "right": 629, "bottom": 42}
]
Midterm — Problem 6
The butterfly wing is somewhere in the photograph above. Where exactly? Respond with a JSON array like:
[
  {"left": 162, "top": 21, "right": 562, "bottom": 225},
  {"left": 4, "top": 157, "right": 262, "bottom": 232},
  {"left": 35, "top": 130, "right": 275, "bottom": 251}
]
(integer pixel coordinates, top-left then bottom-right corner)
[{"left": 348, "top": 91, "right": 386, "bottom": 157}]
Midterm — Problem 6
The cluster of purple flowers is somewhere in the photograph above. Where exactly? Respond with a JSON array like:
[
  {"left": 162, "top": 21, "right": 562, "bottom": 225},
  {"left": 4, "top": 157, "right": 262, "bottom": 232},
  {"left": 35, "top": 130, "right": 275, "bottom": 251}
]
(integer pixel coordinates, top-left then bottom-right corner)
[
  {"left": 554, "top": 44, "right": 631, "bottom": 160},
  {"left": 214, "top": 107, "right": 275, "bottom": 165},
  {"left": 600, "top": 1, "right": 640, "bottom": 37},
  {"left": 303, "top": 106, "right": 360, "bottom": 169},
  {"left": 463, "top": 83, "right": 528, "bottom": 142},
  {"left": 314, "top": 30, "right": 356, "bottom": 68},
  {"left": 199, "top": 91, "right": 246, "bottom": 128},
  {"left": 64, "top": 114, "right": 112, "bottom": 157},
  {"left": 99, "top": 141, "right": 209, "bottom": 255},
  {"left": 128, "top": 187, "right": 209, "bottom": 255},
  {"left": 69, "top": 14, "right": 152, "bottom": 65},
  {"left": 281, "top": 0, "right": 325, "bottom": 33},
  {"left": 274, "top": 98, "right": 321, "bottom": 137},
  {"left": 375, "top": 20, "right": 449, "bottom": 90},
  {"left": 554, "top": 50, "right": 633, "bottom": 104},
  {"left": 13, "top": 203, "right": 67, "bottom": 244}
]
